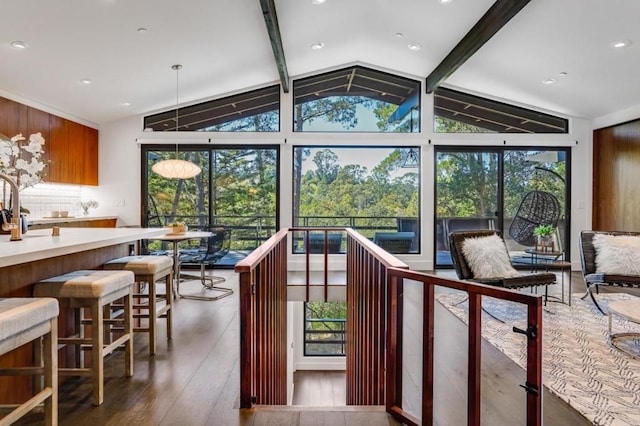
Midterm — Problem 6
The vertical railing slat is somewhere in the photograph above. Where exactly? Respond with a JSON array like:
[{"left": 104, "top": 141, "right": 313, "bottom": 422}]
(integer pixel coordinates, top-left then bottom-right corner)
[
  {"left": 468, "top": 293, "right": 482, "bottom": 426},
  {"left": 423, "top": 281, "right": 435, "bottom": 425}
]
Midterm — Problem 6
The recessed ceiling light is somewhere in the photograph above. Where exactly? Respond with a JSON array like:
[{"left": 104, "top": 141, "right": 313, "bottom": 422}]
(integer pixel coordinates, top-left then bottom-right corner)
[
  {"left": 121, "top": 102, "right": 132, "bottom": 107},
  {"left": 558, "top": 71, "right": 568, "bottom": 77},
  {"left": 80, "top": 79, "right": 92, "bottom": 85},
  {"left": 542, "top": 78, "right": 557, "bottom": 85},
  {"left": 408, "top": 42, "right": 421, "bottom": 51},
  {"left": 440, "top": 0, "right": 453, "bottom": 3},
  {"left": 10, "top": 41, "right": 29, "bottom": 49},
  {"left": 312, "top": 0, "right": 327, "bottom": 4},
  {"left": 611, "top": 39, "right": 632, "bottom": 49},
  {"left": 311, "top": 42, "right": 325, "bottom": 50},
  {"left": 137, "top": 27, "right": 148, "bottom": 34},
  {"left": 395, "top": 32, "right": 404, "bottom": 38}
]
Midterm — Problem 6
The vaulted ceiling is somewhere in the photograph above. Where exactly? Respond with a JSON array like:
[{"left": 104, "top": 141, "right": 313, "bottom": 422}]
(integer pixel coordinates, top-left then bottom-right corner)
[{"left": 2, "top": 0, "right": 639, "bottom": 127}]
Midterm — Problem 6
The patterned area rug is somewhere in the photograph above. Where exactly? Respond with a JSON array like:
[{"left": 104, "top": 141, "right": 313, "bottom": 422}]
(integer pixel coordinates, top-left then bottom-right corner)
[{"left": 436, "top": 290, "right": 640, "bottom": 426}]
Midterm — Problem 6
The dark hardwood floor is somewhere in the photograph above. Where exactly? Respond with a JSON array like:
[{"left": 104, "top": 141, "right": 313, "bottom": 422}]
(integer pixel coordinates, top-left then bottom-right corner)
[{"left": 15, "top": 270, "right": 590, "bottom": 425}]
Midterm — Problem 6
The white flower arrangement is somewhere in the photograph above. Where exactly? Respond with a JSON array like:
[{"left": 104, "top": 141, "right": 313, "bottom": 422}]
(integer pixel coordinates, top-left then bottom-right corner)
[
  {"left": 79, "top": 199, "right": 99, "bottom": 215},
  {"left": 0, "top": 132, "right": 47, "bottom": 190},
  {"left": 80, "top": 200, "right": 99, "bottom": 210}
]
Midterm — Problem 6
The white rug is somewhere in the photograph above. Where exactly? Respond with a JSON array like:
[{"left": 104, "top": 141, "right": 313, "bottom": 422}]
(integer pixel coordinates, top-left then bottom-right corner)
[{"left": 436, "top": 290, "right": 640, "bottom": 426}]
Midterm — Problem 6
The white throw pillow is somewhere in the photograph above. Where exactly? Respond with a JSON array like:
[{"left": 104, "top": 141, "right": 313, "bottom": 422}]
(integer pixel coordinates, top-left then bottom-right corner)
[
  {"left": 592, "top": 234, "right": 640, "bottom": 275},
  {"left": 461, "top": 234, "right": 520, "bottom": 279}
]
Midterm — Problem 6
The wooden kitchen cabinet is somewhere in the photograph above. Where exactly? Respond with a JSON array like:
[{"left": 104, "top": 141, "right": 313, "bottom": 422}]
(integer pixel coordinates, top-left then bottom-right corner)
[
  {"left": 47, "top": 111, "right": 99, "bottom": 185},
  {"left": 1, "top": 96, "right": 98, "bottom": 186}
]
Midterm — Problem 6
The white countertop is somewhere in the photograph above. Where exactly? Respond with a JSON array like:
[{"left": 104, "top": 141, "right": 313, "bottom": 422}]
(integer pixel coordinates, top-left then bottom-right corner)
[
  {"left": 27, "top": 216, "right": 118, "bottom": 225},
  {"left": 0, "top": 227, "right": 167, "bottom": 268}
]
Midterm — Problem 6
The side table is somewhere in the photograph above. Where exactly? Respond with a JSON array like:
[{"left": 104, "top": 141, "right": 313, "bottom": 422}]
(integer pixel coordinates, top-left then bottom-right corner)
[
  {"left": 525, "top": 248, "right": 572, "bottom": 306},
  {"left": 608, "top": 299, "right": 640, "bottom": 360}
]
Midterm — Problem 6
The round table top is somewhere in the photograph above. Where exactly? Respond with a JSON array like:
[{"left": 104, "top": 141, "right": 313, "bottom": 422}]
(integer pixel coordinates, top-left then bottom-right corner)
[
  {"left": 608, "top": 299, "right": 640, "bottom": 323},
  {"left": 524, "top": 248, "right": 563, "bottom": 256},
  {"left": 152, "top": 231, "right": 212, "bottom": 241}
]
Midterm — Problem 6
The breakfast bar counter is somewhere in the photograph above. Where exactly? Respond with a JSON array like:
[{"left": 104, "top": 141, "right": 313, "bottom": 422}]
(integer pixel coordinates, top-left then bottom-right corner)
[
  {"left": 0, "top": 227, "right": 166, "bottom": 404},
  {"left": 0, "top": 227, "right": 165, "bottom": 269}
]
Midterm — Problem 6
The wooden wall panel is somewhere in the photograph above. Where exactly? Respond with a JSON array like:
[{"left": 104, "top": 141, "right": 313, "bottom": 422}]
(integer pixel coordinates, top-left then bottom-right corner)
[{"left": 593, "top": 120, "right": 640, "bottom": 230}]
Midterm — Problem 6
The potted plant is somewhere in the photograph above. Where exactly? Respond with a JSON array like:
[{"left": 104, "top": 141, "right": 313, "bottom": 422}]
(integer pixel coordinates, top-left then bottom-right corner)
[
  {"left": 533, "top": 224, "right": 555, "bottom": 250},
  {"left": 168, "top": 222, "right": 188, "bottom": 234}
]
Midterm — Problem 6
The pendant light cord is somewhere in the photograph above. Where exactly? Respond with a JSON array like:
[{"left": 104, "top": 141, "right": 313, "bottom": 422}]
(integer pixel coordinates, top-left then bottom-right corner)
[{"left": 172, "top": 64, "right": 182, "bottom": 157}]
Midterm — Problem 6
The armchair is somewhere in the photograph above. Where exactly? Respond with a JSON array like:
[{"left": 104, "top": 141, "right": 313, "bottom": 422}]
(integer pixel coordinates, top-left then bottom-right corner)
[
  {"left": 579, "top": 230, "right": 640, "bottom": 314},
  {"left": 178, "top": 227, "right": 233, "bottom": 301},
  {"left": 449, "top": 229, "right": 556, "bottom": 291}
]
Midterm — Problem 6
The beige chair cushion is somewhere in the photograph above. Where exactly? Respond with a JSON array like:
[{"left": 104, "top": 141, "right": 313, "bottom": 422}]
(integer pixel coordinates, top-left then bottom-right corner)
[
  {"left": 0, "top": 298, "right": 59, "bottom": 345},
  {"left": 34, "top": 270, "right": 134, "bottom": 299},
  {"left": 104, "top": 255, "right": 173, "bottom": 276}
]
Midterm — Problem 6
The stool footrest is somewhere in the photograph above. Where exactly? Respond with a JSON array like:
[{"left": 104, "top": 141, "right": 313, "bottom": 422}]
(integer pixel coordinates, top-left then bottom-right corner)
[
  {"left": 105, "top": 334, "right": 131, "bottom": 355},
  {"left": 0, "top": 388, "right": 53, "bottom": 424},
  {"left": 0, "top": 367, "right": 44, "bottom": 376},
  {"left": 59, "top": 368, "right": 92, "bottom": 377}
]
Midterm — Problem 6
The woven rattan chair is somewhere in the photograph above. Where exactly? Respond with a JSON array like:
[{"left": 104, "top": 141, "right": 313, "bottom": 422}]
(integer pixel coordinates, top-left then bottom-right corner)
[
  {"left": 449, "top": 229, "right": 556, "bottom": 290},
  {"left": 579, "top": 230, "right": 640, "bottom": 314},
  {"left": 509, "top": 190, "right": 561, "bottom": 247}
]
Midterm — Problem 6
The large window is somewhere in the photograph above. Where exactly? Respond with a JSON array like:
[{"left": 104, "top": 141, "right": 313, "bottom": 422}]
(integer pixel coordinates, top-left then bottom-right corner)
[
  {"left": 143, "top": 85, "right": 280, "bottom": 132},
  {"left": 434, "top": 147, "right": 570, "bottom": 267},
  {"left": 293, "top": 66, "right": 420, "bottom": 132},
  {"left": 304, "top": 302, "right": 347, "bottom": 356},
  {"left": 142, "top": 145, "right": 279, "bottom": 264},
  {"left": 434, "top": 87, "right": 568, "bottom": 134},
  {"left": 293, "top": 146, "right": 420, "bottom": 254}
]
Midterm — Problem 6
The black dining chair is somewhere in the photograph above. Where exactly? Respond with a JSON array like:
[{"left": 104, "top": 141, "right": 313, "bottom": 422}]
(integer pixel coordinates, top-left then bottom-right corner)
[{"left": 178, "top": 227, "right": 233, "bottom": 301}]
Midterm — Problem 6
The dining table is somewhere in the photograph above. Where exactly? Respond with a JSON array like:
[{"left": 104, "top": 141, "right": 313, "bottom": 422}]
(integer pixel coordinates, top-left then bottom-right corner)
[{"left": 149, "top": 230, "right": 212, "bottom": 299}]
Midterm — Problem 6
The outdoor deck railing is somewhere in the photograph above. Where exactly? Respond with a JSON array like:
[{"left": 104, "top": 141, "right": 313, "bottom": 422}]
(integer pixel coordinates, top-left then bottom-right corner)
[{"left": 234, "top": 227, "right": 543, "bottom": 425}]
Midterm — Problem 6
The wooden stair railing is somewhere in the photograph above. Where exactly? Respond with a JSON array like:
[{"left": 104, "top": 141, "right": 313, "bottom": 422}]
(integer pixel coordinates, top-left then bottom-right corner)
[
  {"left": 345, "top": 229, "right": 409, "bottom": 405},
  {"left": 385, "top": 268, "right": 543, "bottom": 426},
  {"left": 235, "top": 228, "right": 543, "bottom": 426},
  {"left": 235, "top": 228, "right": 289, "bottom": 407}
]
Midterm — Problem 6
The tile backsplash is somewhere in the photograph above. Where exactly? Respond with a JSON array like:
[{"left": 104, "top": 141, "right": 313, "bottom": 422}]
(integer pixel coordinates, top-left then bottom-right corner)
[{"left": 14, "top": 183, "right": 84, "bottom": 218}]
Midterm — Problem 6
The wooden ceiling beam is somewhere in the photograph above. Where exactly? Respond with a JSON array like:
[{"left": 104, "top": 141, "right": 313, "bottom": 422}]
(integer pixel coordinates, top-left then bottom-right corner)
[
  {"left": 259, "top": 0, "right": 290, "bottom": 92},
  {"left": 425, "top": 0, "right": 531, "bottom": 93}
]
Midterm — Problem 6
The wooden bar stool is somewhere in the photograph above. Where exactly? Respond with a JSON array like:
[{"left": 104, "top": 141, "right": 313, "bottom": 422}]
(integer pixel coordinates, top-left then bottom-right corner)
[
  {"left": 103, "top": 255, "right": 173, "bottom": 355},
  {"left": 0, "top": 297, "right": 59, "bottom": 426},
  {"left": 33, "top": 270, "right": 134, "bottom": 406}
]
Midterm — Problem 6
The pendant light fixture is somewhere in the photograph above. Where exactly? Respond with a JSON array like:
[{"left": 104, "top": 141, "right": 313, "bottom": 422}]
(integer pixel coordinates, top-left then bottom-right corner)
[{"left": 151, "top": 64, "right": 202, "bottom": 179}]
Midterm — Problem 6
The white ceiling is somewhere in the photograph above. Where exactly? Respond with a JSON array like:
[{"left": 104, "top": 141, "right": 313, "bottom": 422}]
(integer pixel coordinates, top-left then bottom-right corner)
[{"left": 2, "top": 0, "right": 639, "bottom": 127}]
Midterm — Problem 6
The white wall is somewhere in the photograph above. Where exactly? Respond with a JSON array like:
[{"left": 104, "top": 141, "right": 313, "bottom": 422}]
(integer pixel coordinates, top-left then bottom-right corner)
[
  {"left": 98, "top": 115, "right": 144, "bottom": 226},
  {"left": 97, "top": 86, "right": 594, "bottom": 270},
  {"left": 592, "top": 104, "right": 640, "bottom": 130}
]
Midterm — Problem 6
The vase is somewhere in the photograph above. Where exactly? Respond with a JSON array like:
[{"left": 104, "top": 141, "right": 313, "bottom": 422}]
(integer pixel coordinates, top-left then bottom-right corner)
[
  {"left": 83, "top": 207, "right": 89, "bottom": 216},
  {"left": 536, "top": 235, "right": 554, "bottom": 252}
]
